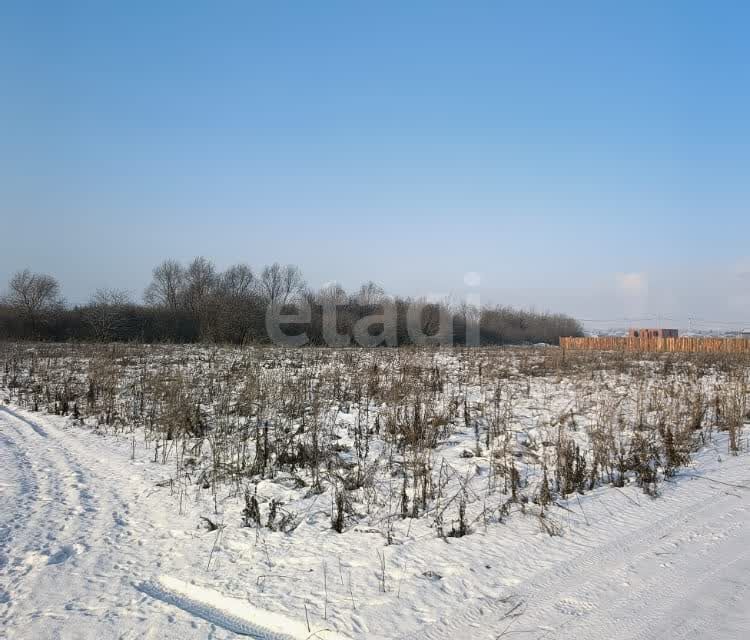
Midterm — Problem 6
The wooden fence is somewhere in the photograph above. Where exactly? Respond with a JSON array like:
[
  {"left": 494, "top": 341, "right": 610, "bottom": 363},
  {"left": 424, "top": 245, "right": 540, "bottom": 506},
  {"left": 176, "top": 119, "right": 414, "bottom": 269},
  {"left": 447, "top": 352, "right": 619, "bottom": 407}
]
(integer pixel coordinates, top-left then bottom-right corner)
[{"left": 560, "top": 336, "right": 750, "bottom": 354}]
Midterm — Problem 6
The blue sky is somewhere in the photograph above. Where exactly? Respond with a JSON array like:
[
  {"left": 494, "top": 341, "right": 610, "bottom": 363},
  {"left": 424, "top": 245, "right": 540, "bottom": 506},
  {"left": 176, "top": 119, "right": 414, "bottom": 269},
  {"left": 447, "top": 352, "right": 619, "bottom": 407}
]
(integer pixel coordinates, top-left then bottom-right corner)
[{"left": 1, "top": 1, "right": 748, "bottom": 328}]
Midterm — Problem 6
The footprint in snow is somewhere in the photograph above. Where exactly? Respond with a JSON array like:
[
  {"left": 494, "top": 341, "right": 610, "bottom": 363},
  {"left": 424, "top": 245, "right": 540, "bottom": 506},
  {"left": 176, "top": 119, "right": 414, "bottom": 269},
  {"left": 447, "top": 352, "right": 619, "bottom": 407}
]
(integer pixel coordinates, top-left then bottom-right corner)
[
  {"left": 47, "top": 543, "right": 86, "bottom": 565},
  {"left": 554, "top": 598, "right": 595, "bottom": 616}
]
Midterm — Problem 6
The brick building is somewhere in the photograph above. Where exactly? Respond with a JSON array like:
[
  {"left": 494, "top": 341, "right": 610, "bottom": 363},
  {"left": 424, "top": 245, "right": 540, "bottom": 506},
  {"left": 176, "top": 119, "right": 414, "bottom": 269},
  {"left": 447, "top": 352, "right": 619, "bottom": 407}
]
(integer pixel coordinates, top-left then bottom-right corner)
[{"left": 628, "top": 328, "right": 679, "bottom": 338}]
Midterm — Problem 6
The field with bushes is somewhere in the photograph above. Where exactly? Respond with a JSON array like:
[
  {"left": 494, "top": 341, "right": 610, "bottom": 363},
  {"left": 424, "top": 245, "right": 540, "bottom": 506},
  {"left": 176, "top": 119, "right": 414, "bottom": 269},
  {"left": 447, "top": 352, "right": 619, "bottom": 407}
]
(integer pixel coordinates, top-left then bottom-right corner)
[{"left": 1, "top": 342, "right": 749, "bottom": 638}]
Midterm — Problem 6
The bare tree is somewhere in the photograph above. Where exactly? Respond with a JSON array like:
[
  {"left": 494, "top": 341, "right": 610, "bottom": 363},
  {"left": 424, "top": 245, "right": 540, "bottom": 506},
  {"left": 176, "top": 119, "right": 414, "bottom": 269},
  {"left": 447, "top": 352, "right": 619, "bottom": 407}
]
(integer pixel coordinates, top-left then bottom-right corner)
[
  {"left": 356, "top": 281, "right": 385, "bottom": 306},
  {"left": 318, "top": 282, "right": 348, "bottom": 306},
  {"left": 219, "top": 263, "right": 255, "bottom": 299},
  {"left": 4, "top": 269, "right": 62, "bottom": 334},
  {"left": 84, "top": 288, "right": 132, "bottom": 341},
  {"left": 182, "top": 257, "right": 217, "bottom": 316},
  {"left": 215, "top": 263, "right": 258, "bottom": 343},
  {"left": 144, "top": 259, "right": 184, "bottom": 311},
  {"left": 282, "top": 265, "right": 305, "bottom": 303},
  {"left": 259, "top": 263, "right": 305, "bottom": 305}
]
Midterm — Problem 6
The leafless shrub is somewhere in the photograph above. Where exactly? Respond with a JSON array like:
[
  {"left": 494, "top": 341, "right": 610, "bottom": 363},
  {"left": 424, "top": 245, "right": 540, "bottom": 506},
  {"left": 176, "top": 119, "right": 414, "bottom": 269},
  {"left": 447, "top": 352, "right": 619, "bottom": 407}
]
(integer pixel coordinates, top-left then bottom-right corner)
[{"left": 2, "top": 341, "right": 747, "bottom": 554}]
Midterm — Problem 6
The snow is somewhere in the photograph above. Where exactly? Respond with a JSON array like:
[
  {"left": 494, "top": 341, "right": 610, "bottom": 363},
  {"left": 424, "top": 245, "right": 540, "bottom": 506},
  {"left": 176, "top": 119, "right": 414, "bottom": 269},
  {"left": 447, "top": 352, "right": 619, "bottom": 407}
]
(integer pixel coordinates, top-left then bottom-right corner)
[
  {"left": 139, "top": 575, "right": 349, "bottom": 639},
  {"left": 2, "top": 400, "right": 749, "bottom": 639}
]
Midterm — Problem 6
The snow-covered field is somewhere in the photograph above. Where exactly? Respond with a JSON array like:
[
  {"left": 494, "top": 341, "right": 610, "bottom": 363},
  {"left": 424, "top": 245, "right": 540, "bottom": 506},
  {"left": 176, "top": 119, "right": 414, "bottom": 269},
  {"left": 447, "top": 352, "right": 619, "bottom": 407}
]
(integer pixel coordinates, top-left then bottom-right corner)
[{"left": 1, "top": 344, "right": 749, "bottom": 639}]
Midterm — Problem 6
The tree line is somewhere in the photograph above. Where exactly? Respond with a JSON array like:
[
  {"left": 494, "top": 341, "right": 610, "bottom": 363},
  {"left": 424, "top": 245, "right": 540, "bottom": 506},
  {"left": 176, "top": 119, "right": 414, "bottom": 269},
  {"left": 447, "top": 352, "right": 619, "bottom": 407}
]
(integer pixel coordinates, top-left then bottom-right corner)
[{"left": 0, "top": 259, "right": 583, "bottom": 345}]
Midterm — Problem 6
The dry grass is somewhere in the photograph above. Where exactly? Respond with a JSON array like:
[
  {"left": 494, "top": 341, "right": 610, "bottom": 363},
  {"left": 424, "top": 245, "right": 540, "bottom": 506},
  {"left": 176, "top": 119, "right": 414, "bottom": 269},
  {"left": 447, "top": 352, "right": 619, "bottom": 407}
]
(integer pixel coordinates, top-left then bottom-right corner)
[{"left": 2, "top": 342, "right": 748, "bottom": 537}]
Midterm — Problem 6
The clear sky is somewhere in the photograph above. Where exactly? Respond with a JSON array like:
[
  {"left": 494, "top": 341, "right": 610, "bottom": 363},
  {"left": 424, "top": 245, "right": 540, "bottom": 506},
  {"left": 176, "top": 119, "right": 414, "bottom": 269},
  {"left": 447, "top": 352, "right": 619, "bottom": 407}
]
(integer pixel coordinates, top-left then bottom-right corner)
[{"left": 1, "top": 1, "right": 748, "bottom": 330}]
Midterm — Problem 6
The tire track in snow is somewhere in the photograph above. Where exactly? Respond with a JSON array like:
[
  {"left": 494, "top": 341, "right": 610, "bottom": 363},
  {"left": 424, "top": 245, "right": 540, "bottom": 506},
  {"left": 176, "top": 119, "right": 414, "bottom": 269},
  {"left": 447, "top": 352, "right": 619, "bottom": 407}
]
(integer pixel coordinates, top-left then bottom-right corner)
[
  {"left": 0, "top": 429, "right": 39, "bottom": 617},
  {"left": 0, "top": 409, "right": 94, "bottom": 614},
  {"left": 0, "top": 406, "right": 48, "bottom": 437},
  {"left": 560, "top": 501, "right": 750, "bottom": 640},
  {"left": 1, "top": 406, "right": 310, "bottom": 639},
  {"left": 0, "top": 407, "right": 128, "bottom": 632},
  {"left": 138, "top": 575, "right": 350, "bottom": 640},
  {"left": 402, "top": 458, "right": 750, "bottom": 640},
  {"left": 0, "top": 430, "right": 38, "bottom": 551}
]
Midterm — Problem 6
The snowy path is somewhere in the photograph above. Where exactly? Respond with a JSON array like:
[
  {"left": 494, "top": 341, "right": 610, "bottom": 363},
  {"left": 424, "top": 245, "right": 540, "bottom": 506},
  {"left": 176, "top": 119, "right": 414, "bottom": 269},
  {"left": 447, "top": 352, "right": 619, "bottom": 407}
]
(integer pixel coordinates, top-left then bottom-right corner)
[
  {"left": 2, "top": 404, "right": 749, "bottom": 639},
  {"left": 406, "top": 454, "right": 750, "bottom": 640},
  {"left": 0, "top": 407, "right": 342, "bottom": 640},
  {"left": 0, "top": 406, "right": 140, "bottom": 637}
]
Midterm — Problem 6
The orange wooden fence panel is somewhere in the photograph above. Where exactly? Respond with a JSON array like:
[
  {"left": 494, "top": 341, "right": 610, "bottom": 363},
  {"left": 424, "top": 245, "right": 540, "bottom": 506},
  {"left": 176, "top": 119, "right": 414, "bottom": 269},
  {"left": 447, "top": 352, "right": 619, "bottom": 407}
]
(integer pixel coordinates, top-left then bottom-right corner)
[{"left": 560, "top": 336, "right": 750, "bottom": 354}]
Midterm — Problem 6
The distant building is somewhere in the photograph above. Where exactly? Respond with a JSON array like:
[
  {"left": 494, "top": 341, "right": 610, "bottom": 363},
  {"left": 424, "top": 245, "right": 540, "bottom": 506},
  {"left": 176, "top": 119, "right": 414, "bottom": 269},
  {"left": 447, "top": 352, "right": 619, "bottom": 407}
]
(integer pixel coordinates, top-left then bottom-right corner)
[{"left": 628, "top": 328, "right": 679, "bottom": 338}]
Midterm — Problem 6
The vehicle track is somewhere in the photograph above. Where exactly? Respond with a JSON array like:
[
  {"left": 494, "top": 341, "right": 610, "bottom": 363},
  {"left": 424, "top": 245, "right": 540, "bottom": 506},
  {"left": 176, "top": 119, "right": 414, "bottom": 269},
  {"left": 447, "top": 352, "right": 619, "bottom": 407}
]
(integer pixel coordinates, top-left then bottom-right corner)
[
  {"left": 3, "top": 405, "right": 749, "bottom": 640},
  {"left": 402, "top": 461, "right": 750, "bottom": 640}
]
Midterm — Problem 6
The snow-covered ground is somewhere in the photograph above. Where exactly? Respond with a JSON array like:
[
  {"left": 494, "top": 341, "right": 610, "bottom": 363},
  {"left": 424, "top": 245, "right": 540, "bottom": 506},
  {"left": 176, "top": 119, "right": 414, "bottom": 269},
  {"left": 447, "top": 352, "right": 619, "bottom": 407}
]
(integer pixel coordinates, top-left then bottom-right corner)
[{"left": 2, "top": 401, "right": 749, "bottom": 639}]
